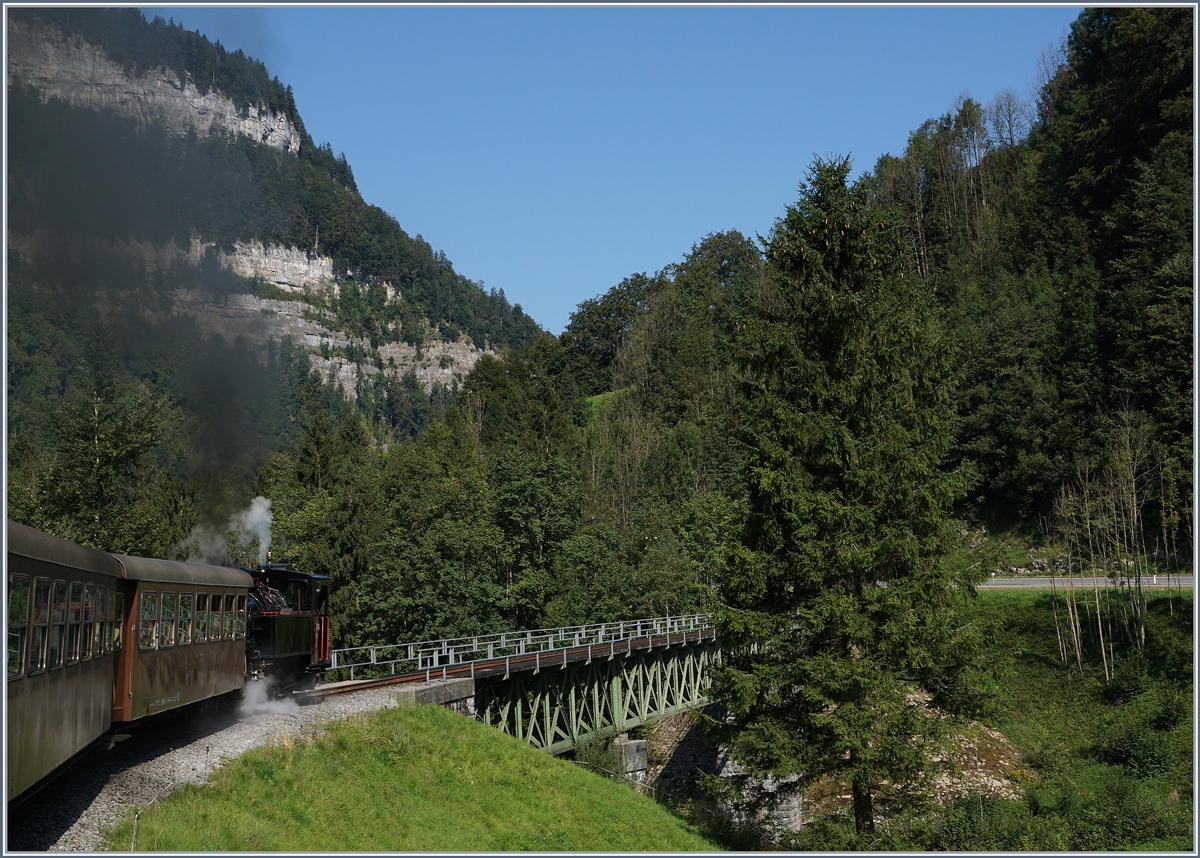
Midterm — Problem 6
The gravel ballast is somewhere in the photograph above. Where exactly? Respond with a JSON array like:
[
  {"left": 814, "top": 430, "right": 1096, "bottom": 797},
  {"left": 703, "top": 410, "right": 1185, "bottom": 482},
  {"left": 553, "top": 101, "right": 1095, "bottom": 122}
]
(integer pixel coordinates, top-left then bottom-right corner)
[{"left": 7, "top": 686, "right": 400, "bottom": 852}]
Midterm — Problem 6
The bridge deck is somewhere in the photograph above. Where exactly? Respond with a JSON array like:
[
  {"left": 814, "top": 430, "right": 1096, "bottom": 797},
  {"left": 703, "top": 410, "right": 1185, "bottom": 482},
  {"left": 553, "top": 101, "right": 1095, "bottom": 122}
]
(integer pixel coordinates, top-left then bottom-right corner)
[{"left": 317, "top": 627, "right": 716, "bottom": 694}]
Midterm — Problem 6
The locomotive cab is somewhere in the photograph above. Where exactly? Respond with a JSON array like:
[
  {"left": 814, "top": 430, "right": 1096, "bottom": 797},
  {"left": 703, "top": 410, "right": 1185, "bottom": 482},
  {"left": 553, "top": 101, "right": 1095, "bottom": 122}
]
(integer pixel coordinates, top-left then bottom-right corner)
[{"left": 244, "top": 561, "right": 331, "bottom": 695}]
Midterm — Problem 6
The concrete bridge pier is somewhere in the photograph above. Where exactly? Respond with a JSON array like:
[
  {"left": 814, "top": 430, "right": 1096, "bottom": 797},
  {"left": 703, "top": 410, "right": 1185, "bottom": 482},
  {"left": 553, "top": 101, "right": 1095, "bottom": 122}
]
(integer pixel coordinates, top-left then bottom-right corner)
[{"left": 613, "top": 733, "right": 648, "bottom": 784}]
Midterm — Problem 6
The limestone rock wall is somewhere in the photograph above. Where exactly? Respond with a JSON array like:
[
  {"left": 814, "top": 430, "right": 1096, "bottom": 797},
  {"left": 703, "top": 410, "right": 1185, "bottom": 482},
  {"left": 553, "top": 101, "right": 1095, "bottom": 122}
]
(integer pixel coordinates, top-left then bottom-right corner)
[
  {"left": 8, "top": 18, "right": 301, "bottom": 154},
  {"left": 220, "top": 241, "right": 399, "bottom": 302},
  {"left": 11, "top": 231, "right": 458, "bottom": 398},
  {"left": 166, "top": 290, "right": 487, "bottom": 398},
  {"left": 220, "top": 241, "right": 336, "bottom": 295}
]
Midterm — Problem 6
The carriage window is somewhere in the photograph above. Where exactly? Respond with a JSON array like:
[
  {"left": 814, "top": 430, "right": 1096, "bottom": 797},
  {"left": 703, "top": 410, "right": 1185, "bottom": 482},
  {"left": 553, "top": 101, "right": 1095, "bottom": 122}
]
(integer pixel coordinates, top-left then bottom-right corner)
[
  {"left": 195, "top": 593, "right": 209, "bottom": 642},
  {"left": 223, "top": 594, "right": 236, "bottom": 640},
  {"left": 8, "top": 574, "right": 29, "bottom": 679},
  {"left": 178, "top": 594, "right": 193, "bottom": 645},
  {"left": 235, "top": 595, "right": 247, "bottom": 639},
  {"left": 159, "top": 593, "right": 176, "bottom": 649},
  {"left": 139, "top": 591, "right": 158, "bottom": 650},
  {"left": 81, "top": 584, "right": 95, "bottom": 660},
  {"left": 111, "top": 592, "right": 124, "bottom": 652},
  {"left": 95, "top": 588, "right": 108, "bottom": 656},
  {"left": 66, "top": 582, "right": 83, "bottom": 664},
  {"left": 210, "top": 595, "right": 223, "bottom": 643},
  {"left": 29, "top": 578, "right": 50, "bottom": 675},
  {"left": 49, "top": 580, "right": 67, "bottom": 669}
]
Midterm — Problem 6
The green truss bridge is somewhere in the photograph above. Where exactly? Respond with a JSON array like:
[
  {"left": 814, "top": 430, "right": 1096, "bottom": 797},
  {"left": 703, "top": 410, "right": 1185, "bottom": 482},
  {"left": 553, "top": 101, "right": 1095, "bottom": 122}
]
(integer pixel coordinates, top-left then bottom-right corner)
[{"left": 325, "top": 615, "right": 722, "bottom": 754}]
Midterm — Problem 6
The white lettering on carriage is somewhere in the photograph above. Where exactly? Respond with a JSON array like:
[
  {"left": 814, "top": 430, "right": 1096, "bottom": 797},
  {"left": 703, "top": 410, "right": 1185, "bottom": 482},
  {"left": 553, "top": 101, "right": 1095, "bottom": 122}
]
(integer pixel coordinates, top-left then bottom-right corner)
[{"left": 147, "top": 691, "right": 182, "bottom": 710}]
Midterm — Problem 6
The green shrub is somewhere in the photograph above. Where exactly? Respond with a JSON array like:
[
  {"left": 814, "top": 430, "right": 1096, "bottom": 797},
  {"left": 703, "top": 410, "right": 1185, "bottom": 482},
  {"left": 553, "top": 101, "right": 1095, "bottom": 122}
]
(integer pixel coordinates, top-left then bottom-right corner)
[{"left": 573, "top": 734, "right": 623, "bottom": 780}]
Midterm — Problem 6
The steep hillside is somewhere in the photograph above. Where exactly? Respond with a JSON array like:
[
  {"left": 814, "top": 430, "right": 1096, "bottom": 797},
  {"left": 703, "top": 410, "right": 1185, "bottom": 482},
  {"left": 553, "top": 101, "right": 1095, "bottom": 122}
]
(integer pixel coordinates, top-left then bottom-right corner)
[{"left": 6, "top": 8, "right": 542, "bottom": 521}]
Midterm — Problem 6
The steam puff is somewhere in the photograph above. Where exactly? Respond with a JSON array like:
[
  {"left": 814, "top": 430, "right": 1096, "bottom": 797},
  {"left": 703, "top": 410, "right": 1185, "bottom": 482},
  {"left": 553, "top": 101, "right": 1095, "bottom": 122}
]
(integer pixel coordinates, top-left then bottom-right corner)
[
  {"left": 176, "top": 496, "right": 273, "bottom": 565},
  {"left": 231, "top": 496, "right": 273, "bottom": 565}
]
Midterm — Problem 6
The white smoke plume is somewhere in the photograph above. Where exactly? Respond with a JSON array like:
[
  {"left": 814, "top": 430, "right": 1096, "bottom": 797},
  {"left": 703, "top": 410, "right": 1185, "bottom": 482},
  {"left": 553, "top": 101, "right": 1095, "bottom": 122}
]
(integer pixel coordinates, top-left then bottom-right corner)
[
  {"left": 231, "top": 496, "right": 273, "bottom": 566},
  {"left": 239, "top": 677, "right": 298, "bottom": 716},
  {"left": 177, "top": 496, "right": 273, "bottom": 566}
]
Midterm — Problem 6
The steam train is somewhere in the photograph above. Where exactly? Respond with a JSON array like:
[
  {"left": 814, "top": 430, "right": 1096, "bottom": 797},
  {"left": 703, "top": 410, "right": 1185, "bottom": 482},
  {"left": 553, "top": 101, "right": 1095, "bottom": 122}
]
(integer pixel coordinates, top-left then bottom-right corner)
[{"left": 6, "top": 520, "right": 332, "bottom": 804}]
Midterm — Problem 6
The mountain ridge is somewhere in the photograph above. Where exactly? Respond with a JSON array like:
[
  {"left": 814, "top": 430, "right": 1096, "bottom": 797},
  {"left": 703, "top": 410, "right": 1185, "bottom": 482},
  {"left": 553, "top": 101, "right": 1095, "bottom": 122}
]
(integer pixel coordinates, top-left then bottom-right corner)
[
  {"left": 8, "top": 14, "right": 302, "bottom": 153},
  {"left": 7, "top": 8, "right": 540, "bottom": 400}
]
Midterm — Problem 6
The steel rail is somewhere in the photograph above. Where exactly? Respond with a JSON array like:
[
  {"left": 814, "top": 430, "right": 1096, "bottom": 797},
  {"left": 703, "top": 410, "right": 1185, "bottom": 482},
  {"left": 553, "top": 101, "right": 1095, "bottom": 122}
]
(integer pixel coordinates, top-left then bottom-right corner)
[
  {"left": 306, "top": 626, "right": 718, "bottom": 699},
  {"left": 325, "top": 613, "right": 714, "bottom": 682}
]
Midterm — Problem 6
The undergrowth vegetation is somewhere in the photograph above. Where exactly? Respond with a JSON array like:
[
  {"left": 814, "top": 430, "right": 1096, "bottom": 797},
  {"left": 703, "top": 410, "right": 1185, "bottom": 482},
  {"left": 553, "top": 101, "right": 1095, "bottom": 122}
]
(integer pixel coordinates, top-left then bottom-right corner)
[
  {"left": 101, "top": 589, "right": 1190, "bottom": 851},
  {"left": 782, "top": 590, "right": 1193, "bottom": 851}
]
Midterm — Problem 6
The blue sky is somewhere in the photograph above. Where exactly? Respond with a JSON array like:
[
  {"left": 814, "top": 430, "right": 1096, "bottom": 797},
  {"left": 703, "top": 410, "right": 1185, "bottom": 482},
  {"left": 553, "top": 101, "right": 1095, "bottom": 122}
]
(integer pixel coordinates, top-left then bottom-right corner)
[{"left": 144, "top": 5, "right": 1084, "bottom": 334}]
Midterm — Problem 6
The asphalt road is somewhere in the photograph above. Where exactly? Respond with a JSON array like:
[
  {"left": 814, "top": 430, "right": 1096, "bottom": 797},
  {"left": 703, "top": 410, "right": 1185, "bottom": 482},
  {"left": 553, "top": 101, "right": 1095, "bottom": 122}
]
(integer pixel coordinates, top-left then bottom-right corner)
[{"left": 981, "top": 575, "right": 1194, "bottom": 589}]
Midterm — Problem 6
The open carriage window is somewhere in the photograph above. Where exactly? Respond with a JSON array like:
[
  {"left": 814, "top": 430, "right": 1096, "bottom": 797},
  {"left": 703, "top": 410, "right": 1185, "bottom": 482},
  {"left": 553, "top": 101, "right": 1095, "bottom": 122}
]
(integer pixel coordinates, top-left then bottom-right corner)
[
  {"left": 211, "top": 595, "right": 223, "bottom": 643},
  {"left": 8, "top": 574, "right": 29, "bottom": 679},
  {"left": 66, "top": 582, "right": 83, "bottom": 664},
  {"left": 223, "top": 594, "right": 235, "bottom": 640},
  {"left": 110, "top": 592, "right": 124, "bottom": 652},
  {"left": 139, "top": 591, "right": 158, "bottom": 651},
  {"left": 81, "top": 584, "right": 95, "bottom": 660},
  {"left": 28, "top": 578, "right": 50, "bottom": 675},
  {"left": 195, "top": 593, "right": 209, "bottom": 642},
  {"left": 178, "top": 594, "right": 193, "bottom": 645},
  {"left": 94, "top": 587, "right": 107, "bottom": 658},
  {"left": 158, "top": 593, "right": 176, "bottom": 649},
  {"left": 49, "top": 580, "right": 67, "bottom": 669}
]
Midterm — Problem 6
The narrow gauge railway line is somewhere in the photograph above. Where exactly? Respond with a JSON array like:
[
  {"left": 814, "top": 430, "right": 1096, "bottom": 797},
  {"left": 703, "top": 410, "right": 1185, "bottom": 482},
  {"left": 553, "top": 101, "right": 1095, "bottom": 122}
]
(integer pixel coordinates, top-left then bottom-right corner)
[
  {"left": 9, "top": 618, "right": 714, "bottom": 850},
  {"left": 305, "top": 626, "right": 718, "bottom": 700}
]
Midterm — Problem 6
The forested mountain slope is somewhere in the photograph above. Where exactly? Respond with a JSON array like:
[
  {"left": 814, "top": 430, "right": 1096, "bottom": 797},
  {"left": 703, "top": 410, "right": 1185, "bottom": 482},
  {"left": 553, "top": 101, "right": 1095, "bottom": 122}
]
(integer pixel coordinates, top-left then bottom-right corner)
[{"left": 7, "top": 8, "right": 540, "bottom": 530}]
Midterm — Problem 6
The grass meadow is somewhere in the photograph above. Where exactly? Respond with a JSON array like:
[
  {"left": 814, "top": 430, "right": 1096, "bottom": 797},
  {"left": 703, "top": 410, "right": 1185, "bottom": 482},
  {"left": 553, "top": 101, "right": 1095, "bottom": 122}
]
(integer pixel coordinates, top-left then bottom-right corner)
[{"left": 105, "top": 702, "right": 719, "bottom": 851}]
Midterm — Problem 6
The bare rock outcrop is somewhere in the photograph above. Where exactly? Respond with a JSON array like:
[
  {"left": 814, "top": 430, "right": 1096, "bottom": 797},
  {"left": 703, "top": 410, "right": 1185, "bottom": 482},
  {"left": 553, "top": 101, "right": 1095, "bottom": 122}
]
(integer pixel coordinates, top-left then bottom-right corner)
[
  {"left": 8, "top": 17, "right": 301, "bottom": 154},
  {"left": 221, "top": 241, "right": 337, "bottom": 295},
  {"left": 166, "top": 290, "right": 487, "bottom": 398}
]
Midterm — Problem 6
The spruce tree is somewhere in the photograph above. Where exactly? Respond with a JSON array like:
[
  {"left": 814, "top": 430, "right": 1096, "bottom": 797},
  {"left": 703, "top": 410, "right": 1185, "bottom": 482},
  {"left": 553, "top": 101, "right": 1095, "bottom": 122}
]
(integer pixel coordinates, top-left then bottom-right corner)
[{"left": 710, "top": 157, "right": 973, "bottom": 836}]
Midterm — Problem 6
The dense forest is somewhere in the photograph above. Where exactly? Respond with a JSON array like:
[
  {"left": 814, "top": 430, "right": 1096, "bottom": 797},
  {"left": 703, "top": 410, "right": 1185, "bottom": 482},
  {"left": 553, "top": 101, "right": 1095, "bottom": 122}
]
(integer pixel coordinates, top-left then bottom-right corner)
[
  {"left": 8, "top": 3, "right": 1189, "bottom": 644},
  {"left": 5, "top": 7, "right": 1192, "bottom": 849}
]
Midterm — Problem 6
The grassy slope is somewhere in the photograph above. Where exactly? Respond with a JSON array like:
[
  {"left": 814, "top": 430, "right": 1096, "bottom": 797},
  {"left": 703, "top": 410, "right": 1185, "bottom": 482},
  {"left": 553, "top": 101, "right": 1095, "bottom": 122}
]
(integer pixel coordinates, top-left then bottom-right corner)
[{"left": 105, "top": 703, "right": 719, "bottom": 851}]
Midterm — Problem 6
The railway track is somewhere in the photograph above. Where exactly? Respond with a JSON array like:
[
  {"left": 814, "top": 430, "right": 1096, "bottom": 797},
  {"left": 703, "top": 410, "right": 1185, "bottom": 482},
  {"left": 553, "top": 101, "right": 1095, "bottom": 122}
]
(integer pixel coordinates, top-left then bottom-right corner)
[
  {"left": 305, "top": 627, "right": 718, "bottom": 700},
  {"left": 10, "top": 627, "right": 715, "bottom": 850}
]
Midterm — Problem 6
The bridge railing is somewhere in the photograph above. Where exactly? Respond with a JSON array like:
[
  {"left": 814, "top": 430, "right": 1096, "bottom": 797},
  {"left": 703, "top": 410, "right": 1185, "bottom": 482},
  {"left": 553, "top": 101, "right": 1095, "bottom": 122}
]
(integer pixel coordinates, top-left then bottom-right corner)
[{"left": 327, "top": 613, "right": 713, "bottom": 681}]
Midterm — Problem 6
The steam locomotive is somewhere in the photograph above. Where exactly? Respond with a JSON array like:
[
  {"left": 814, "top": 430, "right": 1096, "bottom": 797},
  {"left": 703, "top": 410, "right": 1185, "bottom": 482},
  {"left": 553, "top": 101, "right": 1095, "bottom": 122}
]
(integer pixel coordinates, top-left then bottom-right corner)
[
  {"left": 6, "top": 521, "right": 332, "bottom": 804},
  {"left": 244, "top": 558, "right": 332, "bottom": 694}
]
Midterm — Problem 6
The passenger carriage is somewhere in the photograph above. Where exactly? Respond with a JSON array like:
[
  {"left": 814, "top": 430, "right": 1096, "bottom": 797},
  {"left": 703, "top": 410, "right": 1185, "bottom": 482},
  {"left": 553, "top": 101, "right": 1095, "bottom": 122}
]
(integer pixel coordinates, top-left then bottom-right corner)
[
  {"left": 109, "top": 555, "right": 251, "bottom": 722},
  {"left": 6, "top": 522, "right": 125, "bottom": 802},
  {"left": 6, "top": 522, "right": 253, "bottom": 804}
]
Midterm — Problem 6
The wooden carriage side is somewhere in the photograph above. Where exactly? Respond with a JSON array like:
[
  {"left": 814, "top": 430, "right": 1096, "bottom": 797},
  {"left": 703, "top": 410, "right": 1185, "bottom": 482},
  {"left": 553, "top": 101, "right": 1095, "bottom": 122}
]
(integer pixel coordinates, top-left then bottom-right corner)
[{"left": 109, "top": 556, "right": 251, "bottom": 723}]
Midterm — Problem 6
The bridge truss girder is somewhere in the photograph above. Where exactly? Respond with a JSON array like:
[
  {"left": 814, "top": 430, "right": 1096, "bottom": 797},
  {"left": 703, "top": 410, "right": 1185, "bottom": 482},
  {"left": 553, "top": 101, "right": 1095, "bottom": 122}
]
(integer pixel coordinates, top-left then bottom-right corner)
[{"left": 476, "top": 638, "right": 722, "bottom": 755}]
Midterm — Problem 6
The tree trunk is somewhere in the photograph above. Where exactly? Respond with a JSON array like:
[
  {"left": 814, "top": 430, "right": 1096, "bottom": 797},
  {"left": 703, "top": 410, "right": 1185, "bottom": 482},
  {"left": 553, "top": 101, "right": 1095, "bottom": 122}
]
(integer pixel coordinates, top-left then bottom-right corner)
[{"left": 851, "top": 774, "right": 875, "bottom": 835}]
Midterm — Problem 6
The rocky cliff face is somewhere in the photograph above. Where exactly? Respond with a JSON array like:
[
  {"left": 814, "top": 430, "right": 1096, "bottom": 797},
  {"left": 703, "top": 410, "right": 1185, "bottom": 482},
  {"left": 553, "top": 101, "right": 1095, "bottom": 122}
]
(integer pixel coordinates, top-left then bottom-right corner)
[
  {"left": 7, "top": 17, "right": 301, "bottom": 154},
  {"left": 11, "top": 228, "right": 448, "bottom": 396},
  {"left": 8, "top": 21, "right": 481, "bottom": 399},
  {"left": 166, "top": 289, "right": 484, "bottom": 398},
  {"left": 218, "top": 240, "right": 399, "bottom": 302},
  {"left": 221, "top": 241, "right": 336, "bottom": 295}
]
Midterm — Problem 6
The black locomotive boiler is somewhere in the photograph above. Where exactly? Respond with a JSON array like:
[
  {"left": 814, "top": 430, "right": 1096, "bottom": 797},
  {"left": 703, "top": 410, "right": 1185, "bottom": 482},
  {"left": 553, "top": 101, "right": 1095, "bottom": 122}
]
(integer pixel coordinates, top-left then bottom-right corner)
[{"left": 244, "top": 558, "right": 331, "bottom": 695}]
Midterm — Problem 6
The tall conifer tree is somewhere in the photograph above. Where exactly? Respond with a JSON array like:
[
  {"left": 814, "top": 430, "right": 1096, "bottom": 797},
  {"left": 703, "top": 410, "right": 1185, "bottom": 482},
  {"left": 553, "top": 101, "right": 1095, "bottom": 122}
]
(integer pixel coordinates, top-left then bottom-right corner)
[{"left": 710, "top": 157, "right": 973, "bottom": 836}]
